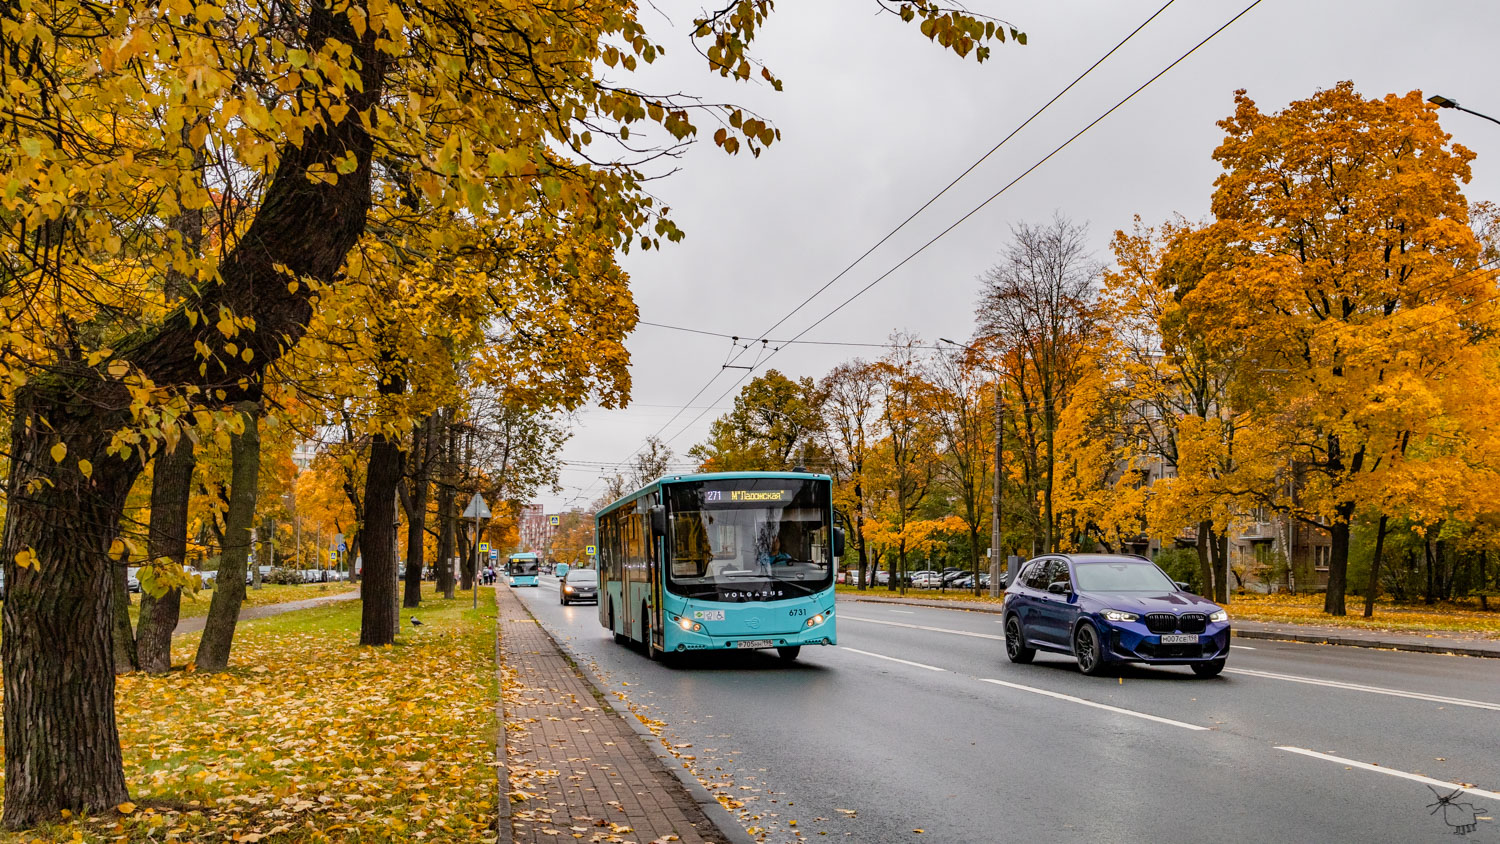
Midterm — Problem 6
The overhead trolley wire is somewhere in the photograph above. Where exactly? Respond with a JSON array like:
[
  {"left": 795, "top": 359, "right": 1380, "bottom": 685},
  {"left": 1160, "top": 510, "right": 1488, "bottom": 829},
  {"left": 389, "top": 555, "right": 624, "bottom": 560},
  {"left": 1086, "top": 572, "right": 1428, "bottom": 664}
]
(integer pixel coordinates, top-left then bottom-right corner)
[
  {"left": 592, "top": 0, "right": 1190, "bottom": 483},
  {"left": 656, "top": 0, "right": 1269, "bottom": 450}
]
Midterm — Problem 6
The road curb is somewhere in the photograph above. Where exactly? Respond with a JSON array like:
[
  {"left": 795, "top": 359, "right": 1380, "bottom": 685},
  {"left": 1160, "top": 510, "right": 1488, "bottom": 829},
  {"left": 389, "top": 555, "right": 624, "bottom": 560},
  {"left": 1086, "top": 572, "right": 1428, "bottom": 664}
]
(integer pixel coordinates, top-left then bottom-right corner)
[
  {"left": 1229, "top": 628, "right": 1500, "bottom": 659},
  {"left": 840, "top": 595, "right": 1500, "bottom": 659},
  {"left": 514, "top": 598, "right": 756, "bottom": 844}
]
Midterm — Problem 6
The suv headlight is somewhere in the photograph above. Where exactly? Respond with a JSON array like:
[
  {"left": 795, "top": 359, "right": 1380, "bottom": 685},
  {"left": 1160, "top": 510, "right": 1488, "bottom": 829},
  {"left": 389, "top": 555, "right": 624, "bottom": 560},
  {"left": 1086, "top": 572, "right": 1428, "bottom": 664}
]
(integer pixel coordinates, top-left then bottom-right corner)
[
  {"left": 1209, "top": 609, "right": 1229, "bottom": 623},
  {"left": 1100, "top": 609, "right": 1139, "bottom": 623}
]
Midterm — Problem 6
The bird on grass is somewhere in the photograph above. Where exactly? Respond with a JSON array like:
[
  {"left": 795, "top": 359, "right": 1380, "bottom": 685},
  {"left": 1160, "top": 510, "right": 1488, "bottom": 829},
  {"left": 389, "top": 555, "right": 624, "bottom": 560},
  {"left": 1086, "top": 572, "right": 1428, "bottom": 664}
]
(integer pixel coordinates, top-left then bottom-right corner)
[{"left": 410, "top": 617, "right": 424, "bottom": 627}]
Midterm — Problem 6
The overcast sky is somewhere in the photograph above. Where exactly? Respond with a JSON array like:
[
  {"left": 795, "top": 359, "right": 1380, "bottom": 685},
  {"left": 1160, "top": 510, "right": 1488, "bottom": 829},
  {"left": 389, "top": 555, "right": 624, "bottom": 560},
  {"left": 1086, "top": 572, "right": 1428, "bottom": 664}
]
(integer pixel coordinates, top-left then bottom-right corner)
[{"left": 536, "top": 0, "right": 1500, "bottom": 513}]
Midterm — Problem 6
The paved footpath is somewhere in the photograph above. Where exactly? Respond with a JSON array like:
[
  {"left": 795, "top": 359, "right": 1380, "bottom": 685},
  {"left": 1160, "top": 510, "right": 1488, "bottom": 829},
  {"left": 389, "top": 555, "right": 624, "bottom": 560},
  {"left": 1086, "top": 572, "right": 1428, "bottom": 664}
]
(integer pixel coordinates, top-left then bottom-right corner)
[
  {"left": 496, "top": 585, "right": 733, "bottom": 844},
  {"left": 172, "top": 588, "right": 361, "bottom": 635},
  {"left": 841, "top": 592, "right": 1500, "bottom": 658}
]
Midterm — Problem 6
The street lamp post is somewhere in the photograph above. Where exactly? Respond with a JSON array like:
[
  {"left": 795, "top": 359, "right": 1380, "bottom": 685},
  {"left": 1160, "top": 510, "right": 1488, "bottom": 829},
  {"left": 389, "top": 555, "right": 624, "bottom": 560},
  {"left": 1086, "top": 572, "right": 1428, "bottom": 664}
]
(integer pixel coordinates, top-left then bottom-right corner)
[
  {"left": 1428, "top": 95, "right": 1500, "bottom": 128},
  {"left": 941, "top": 338, "right": 1006, "bottom": 598}
]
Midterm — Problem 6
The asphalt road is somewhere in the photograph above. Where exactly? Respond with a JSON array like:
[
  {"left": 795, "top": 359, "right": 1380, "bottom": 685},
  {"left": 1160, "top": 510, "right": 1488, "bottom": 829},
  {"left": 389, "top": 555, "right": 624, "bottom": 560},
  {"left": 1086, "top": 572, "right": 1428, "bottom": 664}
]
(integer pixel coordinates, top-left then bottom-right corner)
[{"left": 515, "top": 576, "right": 1500, "bottom": 843}]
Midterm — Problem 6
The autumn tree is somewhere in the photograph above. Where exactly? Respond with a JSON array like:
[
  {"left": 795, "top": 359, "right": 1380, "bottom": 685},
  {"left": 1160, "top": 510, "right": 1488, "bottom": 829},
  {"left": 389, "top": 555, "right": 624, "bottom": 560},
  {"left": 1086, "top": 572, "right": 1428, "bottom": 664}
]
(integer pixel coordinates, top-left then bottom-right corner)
[
  {"left": 976, "top": 214, "right": 1101, "bottom": 554},
  {"left": 689, "top": 370, "right": 828, "bottom": 472},
  {"left": 870, "top": 337, "right": 941, "bottom": 589},
  {"left": 819, "top": 360, "right": 883, "bottom": 589},
  {"left": 1183, "top": 84, "right": 1496, "bottom": 615},
  {"left": 930, "top": 349, "right": 993, "bottom": 592}
]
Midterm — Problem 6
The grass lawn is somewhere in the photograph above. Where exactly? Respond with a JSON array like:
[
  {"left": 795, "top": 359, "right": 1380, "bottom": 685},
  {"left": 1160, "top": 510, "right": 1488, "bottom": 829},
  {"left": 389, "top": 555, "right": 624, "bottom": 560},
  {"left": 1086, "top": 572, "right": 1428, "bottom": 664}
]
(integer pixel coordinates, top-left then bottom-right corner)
[
  {"left": 836, "top": 584, "right": 1500, "bottom": 637},
  {"left": 2, "top": 585, "right": 498, "bottom": 843},
  {"left": 124, "top": 581, "right": 359, "bottom": 622}
]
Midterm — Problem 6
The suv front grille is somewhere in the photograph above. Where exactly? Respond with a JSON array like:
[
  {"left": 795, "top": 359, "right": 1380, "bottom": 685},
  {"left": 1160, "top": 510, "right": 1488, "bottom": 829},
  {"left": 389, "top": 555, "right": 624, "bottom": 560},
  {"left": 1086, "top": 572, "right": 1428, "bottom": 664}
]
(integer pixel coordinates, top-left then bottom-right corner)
[
  {"left": 1178, "top": 613, "right": 1208, "bottom": 634},
  {"left": 1144, "top": 613, "right": 1179, "bottom": 633}
]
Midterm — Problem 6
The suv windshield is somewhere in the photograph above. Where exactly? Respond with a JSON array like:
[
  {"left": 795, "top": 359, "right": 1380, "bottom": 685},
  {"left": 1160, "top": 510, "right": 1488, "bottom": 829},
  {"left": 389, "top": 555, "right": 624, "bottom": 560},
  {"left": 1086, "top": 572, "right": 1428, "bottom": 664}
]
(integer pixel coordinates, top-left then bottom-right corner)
[
  {"left": 1074, "top": 561, "right": 1176, "bottom": 592},
  {"left": 665, "top": 478, "right": 833, "bottom": 602},
  {"left": 565, "top": 570, "right": 596, "bottom": 584}
]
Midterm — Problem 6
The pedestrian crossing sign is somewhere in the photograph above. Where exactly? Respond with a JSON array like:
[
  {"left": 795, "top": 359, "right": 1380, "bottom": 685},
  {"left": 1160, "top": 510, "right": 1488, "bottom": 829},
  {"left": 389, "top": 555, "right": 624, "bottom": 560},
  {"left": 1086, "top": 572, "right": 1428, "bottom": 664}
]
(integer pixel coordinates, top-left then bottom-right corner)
[
  {"left": 586, "top": 545, "right": 596, "bottom": 556},
  {"left": 479, "top": 542, "right": 489, "bottom": 554},
  {"left": 549, "top": 515, "right": 560, "bottom": 526}
]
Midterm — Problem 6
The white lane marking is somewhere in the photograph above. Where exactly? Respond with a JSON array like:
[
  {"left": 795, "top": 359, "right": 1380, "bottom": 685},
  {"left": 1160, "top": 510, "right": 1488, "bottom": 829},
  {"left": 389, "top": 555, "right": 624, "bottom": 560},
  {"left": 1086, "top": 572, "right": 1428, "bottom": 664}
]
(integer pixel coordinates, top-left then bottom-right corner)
[
  {"left": 841, "top": 647, "right": 945, "bottom": 672},
  {"left": 890, "top": 610, "right": 915, "bottom": 614},
  {"left": 841, "top": 614, "right": 1007, "bottom": 641},
  {"left": 840, "top": 649, "right": 1207, "bottom": 731},
  {"left": 1231, "top": 645, "right": 1256, "bottom": 650},
  {"left": 1276, "top": 747, "right": 1500, "bottom": 801},
  {"left": 979, "top": 678, "right": 1209, "bottom": 731},
  {"left": 1228, "top": 667, "right": 1500, "bottom": 712}
]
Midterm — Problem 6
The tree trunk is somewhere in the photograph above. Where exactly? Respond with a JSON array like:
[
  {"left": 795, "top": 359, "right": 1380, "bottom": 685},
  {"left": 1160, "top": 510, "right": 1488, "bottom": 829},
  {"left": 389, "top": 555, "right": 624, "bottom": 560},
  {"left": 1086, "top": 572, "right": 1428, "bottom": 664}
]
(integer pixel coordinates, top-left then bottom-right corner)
[
  {"left": 1362, "top": 513, "right": 1388, "bottom": 619},
  {"left": 435, "top": 414, "right": 458, "bottom": 599},
  {"left": 458, "top": 521, "right": 474, "bottom": 591},
  {"left": 402, "top": 417, "right": 430, "bottom": 609},
  {"left": 196, "top": 403, "right": 261, "bottom": 672},
  {"left": 136, "top": 439, "right": 196, "bottom": 673},
  {"left": 1, "top": 403, "right": 134, "bottom": 825},
  {"left": 1323, "top": 503, "right": 1355, "bottom": 616},
  {"left": 1195, "top": 520, "right": 1213, "bottom": 597},
  {"left": 1481, "top": 554, "right": 1491, "bottom": 610},
  {"left": 111, "top": 562, "right": 138, "bottom": 674},
  {"left": 1424, "top": 537, "right": 1436, "bottom": 605},
  {"left": 1214, "top": 530, "right": 1230, "bottom": 604},
  {"left": 360, "top": 432, "right": 403, "bottom": 646}
]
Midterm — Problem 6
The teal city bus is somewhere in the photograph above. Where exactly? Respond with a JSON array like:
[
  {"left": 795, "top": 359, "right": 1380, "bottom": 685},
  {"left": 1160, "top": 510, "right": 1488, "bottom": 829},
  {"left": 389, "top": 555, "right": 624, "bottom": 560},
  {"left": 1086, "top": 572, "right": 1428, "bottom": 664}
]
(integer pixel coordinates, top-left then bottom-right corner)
[
  {"left": 506, "top": 552, "right": 541, "bottom": 587},
  {"left": 596, "top": 471, "right": 842, "bottom": 662}
]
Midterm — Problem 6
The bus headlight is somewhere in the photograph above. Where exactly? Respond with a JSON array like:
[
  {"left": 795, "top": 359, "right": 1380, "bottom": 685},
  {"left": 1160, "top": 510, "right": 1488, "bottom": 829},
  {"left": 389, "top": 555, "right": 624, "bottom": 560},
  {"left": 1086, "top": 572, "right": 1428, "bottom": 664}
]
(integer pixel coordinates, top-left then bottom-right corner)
[
  {"left": 805, "top": 613, "right": 825, "bottom": 628},
  {"left": 675, "top": 616, "right": 703, "bottom": 632}
]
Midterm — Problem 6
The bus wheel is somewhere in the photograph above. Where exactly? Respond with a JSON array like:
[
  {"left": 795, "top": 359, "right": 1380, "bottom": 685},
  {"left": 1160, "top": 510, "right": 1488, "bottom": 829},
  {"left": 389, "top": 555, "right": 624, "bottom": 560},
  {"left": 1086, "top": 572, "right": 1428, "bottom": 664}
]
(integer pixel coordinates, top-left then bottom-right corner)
[{"left": 776, "top": 646, "right": 801, "bottom": 661}]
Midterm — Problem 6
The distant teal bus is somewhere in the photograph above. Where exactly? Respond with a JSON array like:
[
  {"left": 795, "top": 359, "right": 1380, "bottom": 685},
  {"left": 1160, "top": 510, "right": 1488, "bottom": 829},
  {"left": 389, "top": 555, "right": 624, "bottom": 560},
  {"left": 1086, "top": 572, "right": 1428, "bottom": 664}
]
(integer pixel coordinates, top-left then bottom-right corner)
[
  {"left": 506, "top": 552, "right": 541, "bottom": 587},
  {"left": 596, "top": 471, "right": 842, "bottom": 662},
  {"left": 554, "top": 562, "right": 570, "bottom": 579}
]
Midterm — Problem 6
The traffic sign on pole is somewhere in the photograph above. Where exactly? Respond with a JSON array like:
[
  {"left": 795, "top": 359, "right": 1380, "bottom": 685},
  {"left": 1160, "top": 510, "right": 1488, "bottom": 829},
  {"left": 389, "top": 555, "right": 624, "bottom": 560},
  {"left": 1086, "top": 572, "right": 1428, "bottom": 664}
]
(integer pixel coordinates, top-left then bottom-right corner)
[
  {"left": 549, "top": 514, "right": 560, "bottom": 526},
  {"left": 586, "top": 545, "right": 596, "bottom": 557}
]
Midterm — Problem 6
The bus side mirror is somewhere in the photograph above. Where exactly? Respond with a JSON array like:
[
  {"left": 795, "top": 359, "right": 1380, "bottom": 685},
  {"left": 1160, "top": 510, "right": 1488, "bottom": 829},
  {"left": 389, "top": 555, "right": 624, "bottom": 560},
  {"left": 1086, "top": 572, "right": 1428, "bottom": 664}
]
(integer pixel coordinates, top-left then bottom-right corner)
[
  {"left": 833, "top": 527, "right": 846, "bottom": 559},
  {"left": 649, "top": 505, "right": 667, "bottom": 537}
]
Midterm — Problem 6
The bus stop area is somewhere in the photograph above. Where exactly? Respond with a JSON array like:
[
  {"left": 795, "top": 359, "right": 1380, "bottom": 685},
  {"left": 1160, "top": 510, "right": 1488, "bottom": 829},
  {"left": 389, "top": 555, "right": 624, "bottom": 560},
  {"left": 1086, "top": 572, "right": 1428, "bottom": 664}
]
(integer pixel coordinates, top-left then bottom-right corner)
[{"left": 496, "top": 584, "right": 742, "bottom": 844}]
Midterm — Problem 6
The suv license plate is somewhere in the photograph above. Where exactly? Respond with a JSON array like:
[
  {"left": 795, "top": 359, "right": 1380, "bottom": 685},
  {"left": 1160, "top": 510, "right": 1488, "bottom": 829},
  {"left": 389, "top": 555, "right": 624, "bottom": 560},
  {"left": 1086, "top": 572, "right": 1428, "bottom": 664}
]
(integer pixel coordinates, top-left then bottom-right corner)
[
  {"left": 736, "top": 640, "right": 775, "bottom": 649},
  {"left": 1160, "top": 634, "right": 1199, "bottom": 645}
]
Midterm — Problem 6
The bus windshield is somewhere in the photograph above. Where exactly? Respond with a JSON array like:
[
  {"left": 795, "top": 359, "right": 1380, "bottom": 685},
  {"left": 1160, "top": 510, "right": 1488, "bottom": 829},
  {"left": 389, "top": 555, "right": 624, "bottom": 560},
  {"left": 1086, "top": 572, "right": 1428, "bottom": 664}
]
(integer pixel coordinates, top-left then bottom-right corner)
[
  {"left": 507, "top": 560, "right": 539, "bottom": 576},
  {"left": 665, "top": 478, "right": 833, "bottom": 602}
]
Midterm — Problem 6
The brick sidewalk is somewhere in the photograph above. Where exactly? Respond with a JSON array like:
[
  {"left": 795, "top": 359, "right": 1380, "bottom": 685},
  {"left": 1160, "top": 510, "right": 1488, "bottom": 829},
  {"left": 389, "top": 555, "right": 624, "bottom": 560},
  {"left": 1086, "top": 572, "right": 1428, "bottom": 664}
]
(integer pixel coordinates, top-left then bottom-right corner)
[{"left": 496, "top": 585, "right": 732, "bottom": 844}]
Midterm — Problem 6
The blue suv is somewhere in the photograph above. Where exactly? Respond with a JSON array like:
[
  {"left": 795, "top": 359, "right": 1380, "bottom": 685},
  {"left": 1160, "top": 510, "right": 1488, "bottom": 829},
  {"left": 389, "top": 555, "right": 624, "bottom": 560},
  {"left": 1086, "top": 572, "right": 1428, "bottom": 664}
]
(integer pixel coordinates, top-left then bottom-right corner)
[{"left": 1003, "top": 554, "right": 1230, "bottom": 677}]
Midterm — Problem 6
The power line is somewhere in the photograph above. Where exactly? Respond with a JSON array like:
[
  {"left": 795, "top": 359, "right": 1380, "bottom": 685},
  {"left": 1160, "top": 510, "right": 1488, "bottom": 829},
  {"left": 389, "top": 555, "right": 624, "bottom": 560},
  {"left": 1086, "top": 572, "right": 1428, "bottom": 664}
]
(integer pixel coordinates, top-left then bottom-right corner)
[
  {"left": 593, "top": 0, "right": 1186, "bottom": 483},
  {"left": 721, "top": 0, "right": 1182, "bottom": 352},
  {"left": 637, "top": 320, "right": 946, "bottom": 349},
  {"left": 656, "top": 0, "right": 1267, "bottom": 449}
]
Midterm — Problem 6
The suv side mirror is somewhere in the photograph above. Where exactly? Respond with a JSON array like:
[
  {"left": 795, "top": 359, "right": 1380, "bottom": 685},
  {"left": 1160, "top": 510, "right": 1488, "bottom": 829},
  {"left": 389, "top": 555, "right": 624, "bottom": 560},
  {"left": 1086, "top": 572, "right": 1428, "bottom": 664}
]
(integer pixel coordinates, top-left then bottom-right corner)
[
  {"left": 1174, "top": 581, "right": 1192, "bottom": 593},
  {"left": 1047, "top": 581, "right": 1070, "bottom": 595},
  {"left": 648, "top": 505, "right": 667, "bottom": 537},
  {"left": 832, "top": 527, "right": 846, "bottom": 558}
]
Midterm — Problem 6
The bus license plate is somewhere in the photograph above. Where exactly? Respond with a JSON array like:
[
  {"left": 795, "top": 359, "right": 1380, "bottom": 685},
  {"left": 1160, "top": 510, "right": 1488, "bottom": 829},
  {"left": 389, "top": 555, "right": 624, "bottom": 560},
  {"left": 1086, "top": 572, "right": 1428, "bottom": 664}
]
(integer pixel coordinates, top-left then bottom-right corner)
[
  {"left": 736, "top": 640, "right": 775, "bottom": 649},
  {"left": 1160, "top": 634, "right": 1199, "bottom": 644}
]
